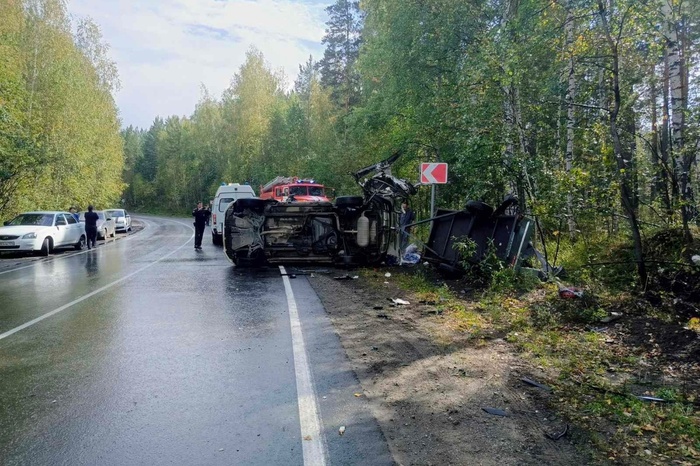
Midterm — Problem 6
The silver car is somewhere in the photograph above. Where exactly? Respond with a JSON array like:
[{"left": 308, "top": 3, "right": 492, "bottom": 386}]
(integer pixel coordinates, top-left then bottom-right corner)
[
  {"left": 79, "top": 211, "right": 116, "bottom": 239},
  {"left": 104, "top": 209, "right": 131, "bottom": 233}
]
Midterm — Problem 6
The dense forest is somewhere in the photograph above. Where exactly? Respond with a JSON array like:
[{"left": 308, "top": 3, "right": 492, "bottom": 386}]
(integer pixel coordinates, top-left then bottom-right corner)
[
  {"left": 0, "top": 0, "right": 123, "bottom": 215},
  {"left": 1, "top": 0, "right": 699, "bottom": 282}
]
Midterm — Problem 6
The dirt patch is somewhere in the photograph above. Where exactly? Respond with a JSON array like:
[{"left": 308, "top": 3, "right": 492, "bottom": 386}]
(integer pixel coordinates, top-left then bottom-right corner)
[{"left": 308, "top": 272, "right": 600, "bottom": 465}]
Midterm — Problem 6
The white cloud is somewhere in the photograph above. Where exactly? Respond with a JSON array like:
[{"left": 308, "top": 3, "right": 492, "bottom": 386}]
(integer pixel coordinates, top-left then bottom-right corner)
[{"left": 67, "top": 0, "right": 329, "bottom": 128}]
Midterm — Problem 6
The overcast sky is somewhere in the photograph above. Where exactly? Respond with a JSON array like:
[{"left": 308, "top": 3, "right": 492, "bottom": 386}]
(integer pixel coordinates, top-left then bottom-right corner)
[{"left": 67, "top": 0, "right": 330, "bottom": 129}]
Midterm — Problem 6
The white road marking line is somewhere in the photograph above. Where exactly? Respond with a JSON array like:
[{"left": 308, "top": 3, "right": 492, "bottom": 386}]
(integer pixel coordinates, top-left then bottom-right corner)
[
  {"left": 280, "top": 265, "right": 328, "bottom": 466},
  {"left": 0, "top": 232, "right": 194, "bottom": 341}
]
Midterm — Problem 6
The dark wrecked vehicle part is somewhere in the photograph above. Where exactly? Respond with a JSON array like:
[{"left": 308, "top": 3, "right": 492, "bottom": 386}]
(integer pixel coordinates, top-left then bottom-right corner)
[
  {"left": 423, "top": 197, "right": 538, "bottom": 277},
  {"left": 224, "top": 152, "right": 414, "bottom": 267}
]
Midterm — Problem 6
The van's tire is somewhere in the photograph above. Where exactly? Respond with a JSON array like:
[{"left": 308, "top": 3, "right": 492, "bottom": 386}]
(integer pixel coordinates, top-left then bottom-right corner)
[
  {"left": 233, "top": 250, "right": 264, "bottom": 267},
  {"left": 74, "top": 235, "right": 86, "bottom": 250},
  {"left": 335, "top": 196, "right": 364, "bottom": 208},
  {"left": 212, "top": 232, "right": 223, "bottom": 246},
  {"left": 466, "top": 201, "right": 494, "bottom": 217}
]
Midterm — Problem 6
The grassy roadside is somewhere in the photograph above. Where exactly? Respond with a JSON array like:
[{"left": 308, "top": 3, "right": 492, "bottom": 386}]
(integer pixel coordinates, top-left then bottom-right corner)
[{"left": 361, "top": 233, "right": 700, "bottom": 465}]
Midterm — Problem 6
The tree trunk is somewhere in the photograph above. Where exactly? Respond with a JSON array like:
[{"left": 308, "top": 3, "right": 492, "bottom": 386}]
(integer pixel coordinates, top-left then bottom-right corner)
[
  {"left": 565, "top": 3, "right": 577, "bottom": 239},
  {"left": 661, "top": 50, "right": 673, "bottom": 212},
  {"left": 662, "top": 0, "right": 692, "bottom": 242},
  {"left": 649, "top": 63, "right": 662, "bottom": 204},
  {"left": 501, "top": 0, "right": 529, "bottom": 210},
  {"left": 598, "top": 0, "right": 647, "bottom": 284}
]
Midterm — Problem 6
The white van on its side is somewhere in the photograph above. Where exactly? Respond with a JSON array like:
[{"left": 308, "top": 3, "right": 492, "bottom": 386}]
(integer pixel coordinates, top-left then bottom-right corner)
[{"left": 211, "top": 183, "right": 256, "bottom": 245}]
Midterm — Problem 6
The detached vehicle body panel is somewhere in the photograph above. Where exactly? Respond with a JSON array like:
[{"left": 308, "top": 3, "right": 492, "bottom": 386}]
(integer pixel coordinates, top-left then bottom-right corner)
[
  {"left": 224, "top": 152, "right": 415, "bottom": 266},
  {"left": 422, "top": 198, "right": 535, "bottom": 276}
]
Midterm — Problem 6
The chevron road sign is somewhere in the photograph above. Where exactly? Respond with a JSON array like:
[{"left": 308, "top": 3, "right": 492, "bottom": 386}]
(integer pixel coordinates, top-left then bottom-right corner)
[{"left": 420, "top": 163, "right": 448, "bottom": 184}]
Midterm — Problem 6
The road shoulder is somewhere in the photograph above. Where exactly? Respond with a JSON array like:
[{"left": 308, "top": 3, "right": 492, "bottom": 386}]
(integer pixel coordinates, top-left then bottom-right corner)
[{"left": 308, "top": 272, "right": 596, "bottom": 466}]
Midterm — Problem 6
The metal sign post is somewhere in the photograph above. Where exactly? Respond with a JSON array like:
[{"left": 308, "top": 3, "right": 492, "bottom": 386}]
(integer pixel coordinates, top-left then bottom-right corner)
[{"left": 420, "top": 162, "right": 448, "bottom": 228}]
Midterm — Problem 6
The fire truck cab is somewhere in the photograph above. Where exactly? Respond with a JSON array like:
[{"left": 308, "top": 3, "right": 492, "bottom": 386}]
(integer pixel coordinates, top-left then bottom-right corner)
[{"left": 259, "top": 177, "right": 330, "bottom": 202}]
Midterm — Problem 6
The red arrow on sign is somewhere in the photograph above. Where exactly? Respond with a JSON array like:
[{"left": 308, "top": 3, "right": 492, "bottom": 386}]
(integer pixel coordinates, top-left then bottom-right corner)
[{"left": 420, "top": 163, "right": 448, "bottom": 184}]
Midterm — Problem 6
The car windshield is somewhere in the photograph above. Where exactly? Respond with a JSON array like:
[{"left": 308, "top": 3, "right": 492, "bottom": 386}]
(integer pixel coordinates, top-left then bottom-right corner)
[
  {"left": 309, "top": 186, "right": 324, "bottom": 196},
  {"left": 289, "top": 186, "right": 307, "bottom": 196},
  {"left": 97, "top": 212, "right": 105, "bottom": 220},
  {"left": 107, "top": 210, "right": 123, "bottom": 218},
  {"left": 9, "top": 213, "right": 54, "bottom": 226}
]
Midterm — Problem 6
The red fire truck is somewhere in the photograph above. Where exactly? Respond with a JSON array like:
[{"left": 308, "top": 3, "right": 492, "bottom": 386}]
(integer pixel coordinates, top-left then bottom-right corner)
[{"left": 259, "top": 176, "right": 330, "bottom": 202}]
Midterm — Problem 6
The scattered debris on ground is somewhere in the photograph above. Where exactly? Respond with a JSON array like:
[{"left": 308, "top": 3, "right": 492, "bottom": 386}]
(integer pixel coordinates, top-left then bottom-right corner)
[{"left": 309, "top": 271, "right": 596, "bottom": 465}]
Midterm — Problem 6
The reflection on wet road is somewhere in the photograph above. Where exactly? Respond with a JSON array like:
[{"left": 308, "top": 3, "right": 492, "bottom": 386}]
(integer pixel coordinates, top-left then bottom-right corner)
[{"left": 0, "top": 216, "right": 393, "bottom": 465}]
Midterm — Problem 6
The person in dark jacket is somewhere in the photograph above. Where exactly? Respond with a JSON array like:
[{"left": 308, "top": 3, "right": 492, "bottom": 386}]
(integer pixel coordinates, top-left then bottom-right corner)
[
  {"left": 69, "top": 207, "right": 80, "bottom": 223},
  {"left": 399, "top": 200, "right": 415, "bottom": 256},
  {"left": 192, "top": 201, "right": 208, "bottom": 250},
  {"left": 84, "top": 205, "right": 99, "bottom": 249}
]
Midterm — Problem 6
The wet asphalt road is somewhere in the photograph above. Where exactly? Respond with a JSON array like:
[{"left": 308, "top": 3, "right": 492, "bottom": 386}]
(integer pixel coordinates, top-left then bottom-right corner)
[{"left": 0, "top": 215, "right": 394, "bottom": 466}]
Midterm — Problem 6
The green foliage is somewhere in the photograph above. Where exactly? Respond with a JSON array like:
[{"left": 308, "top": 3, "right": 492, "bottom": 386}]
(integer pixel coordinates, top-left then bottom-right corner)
[
  {"left": 0, "top": 0, "right": 123, "bottom": 219},
  {"left": 453, "top": 235, "right": 539, "bottom": 293},
  {"left": 120, "top": 0, "right": 700, "bottom": 271},
  {"left": 318, "top": 0, "right": 363, "bottom": 110}
]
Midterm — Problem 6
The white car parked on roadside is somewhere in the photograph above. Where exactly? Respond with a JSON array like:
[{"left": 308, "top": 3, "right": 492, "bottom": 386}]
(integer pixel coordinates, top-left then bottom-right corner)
[
  {"left": 0, "top": 211, "right": 87, "bottom": 256},
  {"left": 79, "top": 211, "right": 116, "bottom": 239},
  {"left": 105, "top": 209, "right": 131, "bottom": 233}
]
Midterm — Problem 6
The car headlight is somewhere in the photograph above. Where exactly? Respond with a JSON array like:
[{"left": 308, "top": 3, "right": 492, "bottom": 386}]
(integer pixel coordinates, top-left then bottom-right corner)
[{"left": 22, "top": 232, "right": 37, "bottom": 239}]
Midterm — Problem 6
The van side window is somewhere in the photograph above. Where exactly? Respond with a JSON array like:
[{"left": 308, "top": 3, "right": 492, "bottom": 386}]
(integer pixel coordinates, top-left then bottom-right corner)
[{"left": 219, "top": 197, "right": 235, "bottom": 210}]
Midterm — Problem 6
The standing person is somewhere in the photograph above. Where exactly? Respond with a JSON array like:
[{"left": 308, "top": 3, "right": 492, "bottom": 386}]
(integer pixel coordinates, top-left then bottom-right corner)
[
  {"left": 69, "top": 207, "right": 80, "bottom": 223},
  {"left": 84, "top": 205, "right": 99, "bottom": 249},
  {"left": 205, "top": 205, "right": 211, "bottom": 226},
  {"left": 399, "top": 200, "right": 415, "bottom": 257},
  {"left": 192, "top": 201, "right": 208, "bottom": 250}
]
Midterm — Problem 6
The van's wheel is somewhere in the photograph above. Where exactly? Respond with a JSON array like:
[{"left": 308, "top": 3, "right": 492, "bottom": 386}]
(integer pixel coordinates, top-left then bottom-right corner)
[
  {"left": 212, "top": 232, "right": 223, "bottom": 246},
  {"left": 335, "top": 196, "right": 364, "bottom": 208},
  {"left": 39, "top": 238, "right": 51, "bottom": 256},
  {"left": 233, "top": 250, "right": 264, "bottom": 267},
  {"left": 75, "top": 235, "right": 86, "bottom": 250}
]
